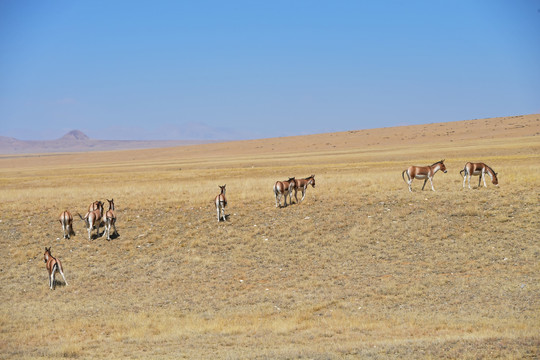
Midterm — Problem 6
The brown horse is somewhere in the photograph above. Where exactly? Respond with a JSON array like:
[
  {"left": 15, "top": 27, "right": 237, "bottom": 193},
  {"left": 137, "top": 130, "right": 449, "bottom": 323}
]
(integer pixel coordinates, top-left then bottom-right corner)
[
  {"left": 273, "top": 177, "right": 295, "bottom": 207},
  {"left": 402, "top": 160, "right": 447, "bottom": 192},
  {"left": 78, "top": 200, "right": 103, "bottom": 240},
  {"left": 460, "top": 162, "right": 498, "bottom": 189},
  {"left": 59, "top": 210, "right": 75, "bottom": 239},
  {"left": 104, "top": 199, "right": 118, "bottom": 240},
  {"left": 215, "top": 185, "right": 227, "bottom": 222},
  {"left": 44, "top": 247, "right": 68, "bottom": 290},
  {"left": 294, "top": 175, "right": 316, "bottom": 204},
  {"left": 88, "top": 200, "right": 102, "bottom": 212}
]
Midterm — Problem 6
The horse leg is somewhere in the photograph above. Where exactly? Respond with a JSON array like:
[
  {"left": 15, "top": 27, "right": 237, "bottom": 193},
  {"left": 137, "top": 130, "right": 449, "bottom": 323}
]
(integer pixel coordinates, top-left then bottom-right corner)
[
  {"left": 294, "top": 188, "right": 299, "bottom": 204},
  {"left": 221, "top": 204, "right": 226, "bottom": 221},
  {"left": 422, "top": 179, "right": 428, "bottom": 191},
  {"left": 463, "top": 173, "right": 467, "bottom": 188},
  {"left": 482, "top": 171, "right": 487, "bottom": 187},
  {"left": 429, "top": 177, "right": 435, "bottom": 191},
  {"left": 58, "top": 264, "right": 68, "bottom": 286},
  {"left": 50, "top": 266, "right": 56, "bottom": 290}
]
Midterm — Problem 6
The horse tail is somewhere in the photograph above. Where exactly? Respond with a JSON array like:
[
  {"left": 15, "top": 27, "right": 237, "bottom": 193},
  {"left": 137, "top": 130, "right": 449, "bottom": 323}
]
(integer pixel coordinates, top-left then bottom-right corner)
[
  {"left": 459, "top": 169, "right": 465, "bottom": 178},
  {"left": 401, "top": 170, "right": 409, "bottom": 183},
  {"left": 77, "top": 213, "right": 89, "bottom": 227}
]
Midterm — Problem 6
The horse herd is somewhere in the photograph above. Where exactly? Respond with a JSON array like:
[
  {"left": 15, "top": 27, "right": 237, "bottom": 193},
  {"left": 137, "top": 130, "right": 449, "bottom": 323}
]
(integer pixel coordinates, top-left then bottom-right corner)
[
  {"left": 402, "top": 160, "right": 498, "bottom": 192},
  {"left": 44, "top": 162, "right": 497, "bottom": 289}
]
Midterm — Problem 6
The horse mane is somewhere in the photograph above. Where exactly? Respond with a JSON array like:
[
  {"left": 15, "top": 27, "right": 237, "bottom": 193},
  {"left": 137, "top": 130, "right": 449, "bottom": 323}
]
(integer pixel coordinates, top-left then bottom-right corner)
[
  {"left": 431, "top": 160, "right": 444, "bottom": 167},
  {"left": 485, "top": 164, "right": 497, "bottom": 177}
]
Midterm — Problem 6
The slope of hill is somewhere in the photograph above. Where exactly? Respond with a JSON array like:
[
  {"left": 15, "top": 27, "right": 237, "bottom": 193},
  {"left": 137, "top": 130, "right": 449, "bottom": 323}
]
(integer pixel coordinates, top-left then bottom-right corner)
[
  {"left": 0, "top": 113, "right": 538, "bottom": 359},
  {"left": 1, "top": 114, "right": 538, "bottom": 156}
]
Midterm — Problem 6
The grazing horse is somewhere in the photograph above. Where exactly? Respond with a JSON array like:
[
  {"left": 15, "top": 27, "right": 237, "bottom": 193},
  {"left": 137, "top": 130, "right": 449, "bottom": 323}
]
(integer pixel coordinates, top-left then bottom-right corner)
[
  {"left": 78, "top": 201, "right": 103, "bottom": 240},
  {"left": 460, "top": 162, "right": 498, "bottom": 189},
  {"left": 44, "top": 247, "right": 68, "bottom": 290},
  {"left": 402, "top": 160, "right": 447, "bottom": 192},
  {"left": 59, "top": 210, "right": 75, "bottom": 239},
  {"left": 215, "top": 185, "right": 227, "bottom": 222},
  {"left": 273, "top": 177, "right": 296, "bottom": 208},
  {"left": 104, "top": 199, "right": 118, "bottom": 240},
  {"left": 294, "top": 175, "right": 316, "bottom": 204}
]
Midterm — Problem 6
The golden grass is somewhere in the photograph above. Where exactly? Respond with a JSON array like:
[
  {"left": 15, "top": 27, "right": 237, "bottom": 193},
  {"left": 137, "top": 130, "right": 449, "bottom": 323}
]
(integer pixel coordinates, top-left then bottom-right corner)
[{"left": 0, "top": 115, "right": 539, "bottom": 359}]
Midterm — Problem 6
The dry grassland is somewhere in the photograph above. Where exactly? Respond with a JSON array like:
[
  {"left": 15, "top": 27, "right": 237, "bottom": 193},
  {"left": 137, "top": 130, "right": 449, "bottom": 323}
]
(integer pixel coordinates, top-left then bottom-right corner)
[{"left": 0, "top": 115, "right": 539, "bottom": 359}]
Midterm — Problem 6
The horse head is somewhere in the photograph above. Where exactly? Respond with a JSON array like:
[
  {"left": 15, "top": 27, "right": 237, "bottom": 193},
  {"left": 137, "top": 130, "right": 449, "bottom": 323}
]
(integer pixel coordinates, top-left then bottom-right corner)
[
  {"left": 44, "top": 247, "right": 51, "bottom": 263},
  {"left": 439, "top": 160, "right": 447, "bottom": 173}
]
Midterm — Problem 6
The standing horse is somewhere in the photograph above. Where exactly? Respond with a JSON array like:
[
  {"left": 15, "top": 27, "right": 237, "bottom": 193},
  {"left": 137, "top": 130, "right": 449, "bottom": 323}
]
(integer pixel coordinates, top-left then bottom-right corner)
[
  {"left": 104, "top": 199, "right": 118, "bottom": 240},
  {"left": 460, "top": 162, "right": 498, "bottom": 189},
  {"left": 273, "top": 177, "right": 295, "bottom": 208},
  {"left": 215, "top": 185, "right": 227, "bottom": 222},
  {"left": 59, "top": 210, "right": 75, "bottom": 239},
  {"left": 78, "top": 200, "right": 103, "bottom": 240},
  {"left": 294, "top": 175, "right": 316, "bottom": 204},
  {"left": 88, "top": 200, "right": 102, "bottom": 212},
  {"left": 402, "top": 160, "right": 447, "bottom": 192},
  {"left": 44, "top": 247, "right": 68, "bottom": 290}
]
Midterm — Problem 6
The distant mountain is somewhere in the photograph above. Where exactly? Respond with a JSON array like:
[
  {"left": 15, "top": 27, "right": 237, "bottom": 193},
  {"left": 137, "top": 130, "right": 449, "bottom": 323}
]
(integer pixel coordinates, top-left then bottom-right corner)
[
  {"left": 59, "top": 130, "right": 90, "bottom": 141},
  {"left": 0, "top": 130, "right": 216, "bottom": 155}
]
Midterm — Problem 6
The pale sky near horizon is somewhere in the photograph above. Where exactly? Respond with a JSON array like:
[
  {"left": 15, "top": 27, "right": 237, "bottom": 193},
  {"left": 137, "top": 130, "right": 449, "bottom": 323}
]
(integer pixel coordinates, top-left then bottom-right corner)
[{"left": 1, "top": 1, "right": 539, "bottom": 141}]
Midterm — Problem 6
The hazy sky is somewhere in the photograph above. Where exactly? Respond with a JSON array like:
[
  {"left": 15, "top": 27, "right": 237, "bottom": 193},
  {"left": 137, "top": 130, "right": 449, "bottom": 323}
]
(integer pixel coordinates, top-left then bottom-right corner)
[{"left": 1, "top": 1, "right": 539, "bottom": 140}]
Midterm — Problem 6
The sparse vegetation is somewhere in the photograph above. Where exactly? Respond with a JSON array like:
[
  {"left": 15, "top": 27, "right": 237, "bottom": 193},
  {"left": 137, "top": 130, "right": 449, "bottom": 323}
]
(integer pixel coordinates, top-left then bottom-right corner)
[{"left": 0, "top": 115, "right": 539, "bottom": 359}]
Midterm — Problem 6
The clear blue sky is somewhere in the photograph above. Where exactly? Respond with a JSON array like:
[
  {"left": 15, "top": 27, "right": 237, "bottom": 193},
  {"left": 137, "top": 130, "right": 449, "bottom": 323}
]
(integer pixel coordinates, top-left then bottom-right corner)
[{"left": 1, "top": 1, "right": 539, "bottom": 140}]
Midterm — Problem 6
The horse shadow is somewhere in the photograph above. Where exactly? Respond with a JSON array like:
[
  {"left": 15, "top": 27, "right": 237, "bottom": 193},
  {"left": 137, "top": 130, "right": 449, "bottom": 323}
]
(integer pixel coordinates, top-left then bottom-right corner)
[
  {"left": 52, "top": 279, "right": 67, "bottom": 288},
  {"left": 91, "top": 230, "right": 120, "bottom": 240},
  {"left": 218, "top": 214, "right": 231, "bottom": 222}
]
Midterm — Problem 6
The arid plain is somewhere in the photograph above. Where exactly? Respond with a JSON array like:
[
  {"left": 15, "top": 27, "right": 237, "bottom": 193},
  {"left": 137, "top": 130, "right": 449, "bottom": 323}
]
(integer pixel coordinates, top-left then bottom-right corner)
[{"left": 0, "top": 114, "right": 539, "bottom": 359}]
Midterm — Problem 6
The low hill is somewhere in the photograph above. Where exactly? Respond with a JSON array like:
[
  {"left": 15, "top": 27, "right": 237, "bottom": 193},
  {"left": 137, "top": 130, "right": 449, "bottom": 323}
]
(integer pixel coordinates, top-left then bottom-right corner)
[
  {"left": 0, "top": 130, "right": 215, "bottom": 154},
  {"left": 1, "top": 114, "right": 538, "bottom": 156}
]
